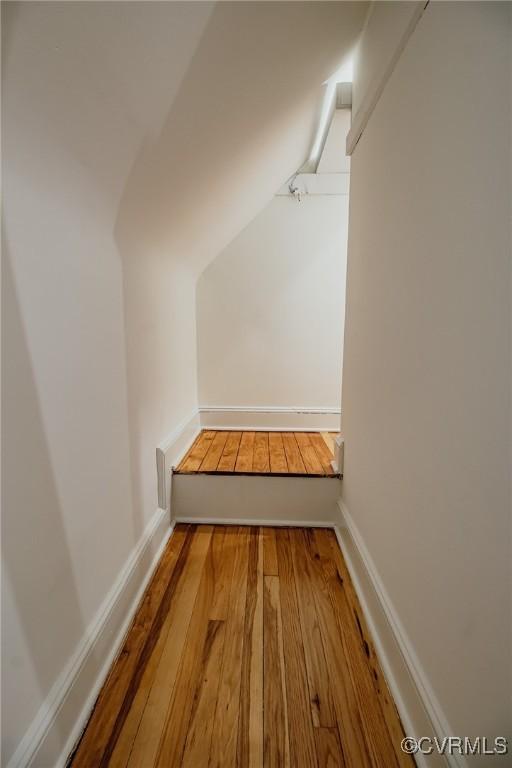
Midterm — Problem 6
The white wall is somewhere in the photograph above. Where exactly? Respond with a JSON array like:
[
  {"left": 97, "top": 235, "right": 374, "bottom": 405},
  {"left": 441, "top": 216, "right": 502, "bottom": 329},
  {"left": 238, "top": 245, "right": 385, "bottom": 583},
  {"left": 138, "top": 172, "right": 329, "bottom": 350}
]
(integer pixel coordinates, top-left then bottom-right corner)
[
  {"left": 351, "top": 1, "right": 420, "bottom": 120},
  {"left": 197, "top": 192, "right": 348, "bottom": 411},
  {"left": 342, "top": 0, "right": 511, "bottom": 750},
  {"left": 2, "top": 2, "right": 367, "bottom": 764},
  {"left": 1, "top": 5, "right": 215, "bottom": 761},
  {"left": 317, "top": 109, "right": 351, "bottom": 174}
]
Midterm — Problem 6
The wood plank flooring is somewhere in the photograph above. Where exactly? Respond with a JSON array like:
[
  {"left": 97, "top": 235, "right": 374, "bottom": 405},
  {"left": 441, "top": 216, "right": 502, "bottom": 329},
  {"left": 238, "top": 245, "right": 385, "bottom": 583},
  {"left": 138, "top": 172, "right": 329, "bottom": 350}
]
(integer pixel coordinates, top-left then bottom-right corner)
[
  {"left": 71, "top": 525, "right": 412, "bottom": 768},
  {"left": 177, "top": 431, "right": 337, "bottom": 477}
]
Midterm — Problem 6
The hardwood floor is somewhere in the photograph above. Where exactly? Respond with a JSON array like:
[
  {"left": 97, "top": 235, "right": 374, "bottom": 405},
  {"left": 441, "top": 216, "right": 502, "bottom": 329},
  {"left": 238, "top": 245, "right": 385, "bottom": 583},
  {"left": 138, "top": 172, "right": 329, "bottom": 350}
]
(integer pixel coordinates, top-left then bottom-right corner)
[
  {"left": 176, "top": 431, "right": 338, "bottom": 476},
  {"left": 71, "top": 525, "right": 412, "bottom": 768}
]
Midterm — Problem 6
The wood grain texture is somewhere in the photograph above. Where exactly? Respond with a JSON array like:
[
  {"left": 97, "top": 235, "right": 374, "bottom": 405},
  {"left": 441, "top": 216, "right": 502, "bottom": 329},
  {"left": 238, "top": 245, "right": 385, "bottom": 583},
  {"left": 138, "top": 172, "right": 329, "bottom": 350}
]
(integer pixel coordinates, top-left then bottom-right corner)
[
  {"left": 308, "top": 433, "right": 335, "bottom": 476},
  {"left": 71, "top": 525, "right": 192, "bottom": 768},
  {"left": 315, "top": 727, "right": 346, "bottom": 768},
  {"left": 294, "top": 432, "right": 325, "bottom": 475},
  {"left": 217, "top": 431, "right": 242, "bottom": 471},
  {"left": 321, "top": 432, "right": 335, "bottom": 453},
  {"left": 237, "top": 528, "right": 264, "bottom": 768},
  {"left": 274, "top": 528, "right": 318, "bottom": 768},
  {"left": 154, "top": 530, "right": 218, "bottom": 767},
  {"left": 208, "top": 526, "right": 232, "bottom": 621},
  {"left": 109, "top": 549, "right": 190, "bottom": 768},
  {"left": 318, "top": 528, "right": 406, "bottom": 766},
  {"left": 71, "top": 525, "right": 412, "bottom": 768},
  {"left": 125, "top": 527, "right": 213, "bottom": 768},
  {"left": 180, "top": 431, "right": 216, "bottom": 471},
  {"left": 263, "top": 576, "right": 290, "bottom": 768},
  {"left": 321, "top": 530, "right": 412, "bottom": 767},
  {"left": 289, "top": 529, "right": 335, "bottom": 728},
  {"left": 177, "top": 431, "right": 338, "bottom": 477},
  {"left": 181, "top": 619, "right": 225, "bottom": 768},
  {"left": 253, "top": 432, "right": 270, "bottom": 473},
  {"left": 262, "top": 527, "right": 279, "bottom": 576},
  {"left": 282, "top": 432, "right": 307, "bottom": 474},
  {"left": 235, "top": 432, "right": 256, "bottom": 473},
  {"left": 315, "top": 532, "right": 398, "bottom": 767},
  {"left": 268, "top": 432, "right": 288, "bottom": 473},
  {"left": 199, "top": 430, "right": 229, "bottom": 471},
  {"left": 302, "top": 529, "right": 372, "bottom": 768},
  {"left": 209, "top": 527, "right": 251, "bottom": 767}
]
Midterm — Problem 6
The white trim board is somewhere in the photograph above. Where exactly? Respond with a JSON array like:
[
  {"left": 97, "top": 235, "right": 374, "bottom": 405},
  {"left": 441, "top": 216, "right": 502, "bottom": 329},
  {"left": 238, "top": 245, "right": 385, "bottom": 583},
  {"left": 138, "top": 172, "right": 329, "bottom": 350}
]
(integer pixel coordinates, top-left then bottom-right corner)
[
  {"left": 172, "top": 473, "right": 341, "bottom": 526},
  {"left": 199, "top": 406, "right": 341, "bottom": 431},
  {"left": 335, "top": 500, "right": 460, "bottom": 768},
  {"left": 175, "top": 517, "right": 336, "bottom": 529},
  {"left": 6, "top": 508, "right": 173, "bottom": 768},
  {"left": 346, "top": 0, "right": 428, "bottom": 156},
  {"left": 156, "top": 409, "right": 201, "bottom": 510}
]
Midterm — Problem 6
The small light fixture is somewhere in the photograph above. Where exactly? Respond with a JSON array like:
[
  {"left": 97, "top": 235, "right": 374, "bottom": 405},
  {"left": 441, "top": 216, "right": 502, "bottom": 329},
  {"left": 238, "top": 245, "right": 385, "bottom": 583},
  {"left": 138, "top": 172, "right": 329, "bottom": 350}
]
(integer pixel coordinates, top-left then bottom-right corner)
[{"left": 288, "top": 176, "right": 305, "bottom": 202}]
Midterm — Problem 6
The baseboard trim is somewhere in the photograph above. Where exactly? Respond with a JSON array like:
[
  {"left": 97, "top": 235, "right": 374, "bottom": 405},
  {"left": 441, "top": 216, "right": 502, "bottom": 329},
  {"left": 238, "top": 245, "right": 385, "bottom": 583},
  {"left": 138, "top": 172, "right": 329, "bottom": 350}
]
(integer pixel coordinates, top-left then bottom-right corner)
[
  {"left": 156, "top": 409, "right": 201, "bottom": 510},
  {"left": 175, "top": 516, "right": 335, "bottom": 528},
  {"left": 335, "top": 499, "right": 462, "bottom": 768},
  {"left": 199, "top": 405, "right": 341, "bottom": 431},
  {"left": 7, "top": 507, "right": 173, "bottom": 768}
]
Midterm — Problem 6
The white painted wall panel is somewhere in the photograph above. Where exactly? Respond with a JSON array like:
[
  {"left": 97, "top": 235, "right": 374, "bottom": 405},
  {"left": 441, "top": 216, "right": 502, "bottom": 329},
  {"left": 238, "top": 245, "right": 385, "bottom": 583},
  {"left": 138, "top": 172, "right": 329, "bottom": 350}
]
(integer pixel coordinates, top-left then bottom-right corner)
[
  {"left": 343, "top": 0, "right": 511, "bottom": 744},
  {"left": 197, "top": 194, "right": 348, "bottom": 412}
]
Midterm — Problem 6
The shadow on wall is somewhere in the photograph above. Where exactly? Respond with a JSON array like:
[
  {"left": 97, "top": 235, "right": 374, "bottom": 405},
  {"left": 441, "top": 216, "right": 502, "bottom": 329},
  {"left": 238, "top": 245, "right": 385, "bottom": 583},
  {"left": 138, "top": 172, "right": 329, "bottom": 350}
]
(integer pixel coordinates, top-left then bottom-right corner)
[{"left": 1, "top": 244, "right": 85, "bottom": 763}]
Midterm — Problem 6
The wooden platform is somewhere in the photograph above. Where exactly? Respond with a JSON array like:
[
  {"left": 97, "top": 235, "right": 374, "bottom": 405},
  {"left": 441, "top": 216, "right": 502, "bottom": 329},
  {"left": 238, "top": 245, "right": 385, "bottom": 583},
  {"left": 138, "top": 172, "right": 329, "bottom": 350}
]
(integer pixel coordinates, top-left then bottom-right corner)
[
  {"left": 71, "top": 525, "right": 412, "bottom": 768},
  {"left": 176, "top": 430, "right": 337, "bottom": 476}
]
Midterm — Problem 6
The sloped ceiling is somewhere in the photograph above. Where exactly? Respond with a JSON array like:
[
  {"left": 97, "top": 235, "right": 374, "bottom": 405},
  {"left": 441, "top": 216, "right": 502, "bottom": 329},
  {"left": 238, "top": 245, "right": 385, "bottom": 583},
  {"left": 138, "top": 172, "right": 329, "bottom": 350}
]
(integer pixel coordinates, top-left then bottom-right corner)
[
  {"left": 4, "top": 1, "right": 367, "bottom": 275},
  {"left": 114, "top": 1, "right": 369, "bottom": 275}
]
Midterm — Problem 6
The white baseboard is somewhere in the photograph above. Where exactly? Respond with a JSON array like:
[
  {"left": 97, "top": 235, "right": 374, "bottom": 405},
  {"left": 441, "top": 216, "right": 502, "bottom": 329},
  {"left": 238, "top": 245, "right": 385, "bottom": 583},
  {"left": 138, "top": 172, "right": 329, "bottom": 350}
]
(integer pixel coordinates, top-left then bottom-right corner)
[
  {"left": 335, "top": 499, "right": 460, "bottom": 768},
  {"left": 7, "top": 507, "right": 173, "bottom": 768},
  {"left": 175, "top": 516, "right": 335, "bottom": 528},
  {"left": 156, "top": 409, "right": 201, "bottom": 511},
  {"left": 198, "top": 405, "right": 341, "bottom": 431}
]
